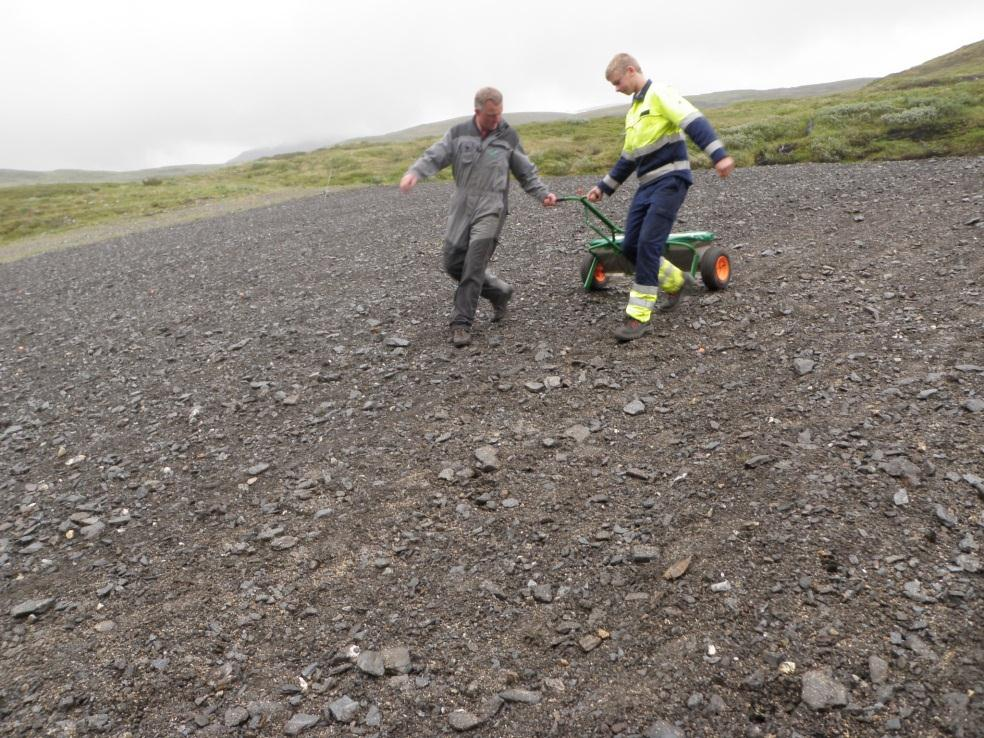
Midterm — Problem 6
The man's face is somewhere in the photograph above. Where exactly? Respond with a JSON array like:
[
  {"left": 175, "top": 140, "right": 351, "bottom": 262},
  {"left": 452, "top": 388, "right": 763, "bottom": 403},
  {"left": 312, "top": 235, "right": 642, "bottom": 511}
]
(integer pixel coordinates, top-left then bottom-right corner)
[
  {"left": 475, "top": 101, "right": 503, "bottom": 133},
  {"left": 609, "top": 68, "right": 637, "bottom": 96}
]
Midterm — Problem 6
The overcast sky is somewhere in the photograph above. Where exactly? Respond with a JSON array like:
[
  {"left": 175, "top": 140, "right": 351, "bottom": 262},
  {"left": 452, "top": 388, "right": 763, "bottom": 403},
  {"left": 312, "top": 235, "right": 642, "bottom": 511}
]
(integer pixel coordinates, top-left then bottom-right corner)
[{"left": 3, "top": 1, "right": 982, "bottom": 172}]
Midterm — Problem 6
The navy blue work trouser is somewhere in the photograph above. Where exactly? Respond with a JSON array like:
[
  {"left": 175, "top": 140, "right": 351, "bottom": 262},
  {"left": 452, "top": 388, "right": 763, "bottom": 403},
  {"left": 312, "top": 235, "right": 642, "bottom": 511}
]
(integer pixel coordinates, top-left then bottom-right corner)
[{"left": 621, "top": 175, "right": 690, "bottom": 287}]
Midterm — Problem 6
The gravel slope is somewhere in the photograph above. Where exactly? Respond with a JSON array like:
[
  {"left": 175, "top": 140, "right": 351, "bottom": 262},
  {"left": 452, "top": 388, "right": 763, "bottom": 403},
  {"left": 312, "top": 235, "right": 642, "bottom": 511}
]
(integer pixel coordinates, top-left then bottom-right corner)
[{"left": 1, "top": 157, "right": 983, "bottom": 738}]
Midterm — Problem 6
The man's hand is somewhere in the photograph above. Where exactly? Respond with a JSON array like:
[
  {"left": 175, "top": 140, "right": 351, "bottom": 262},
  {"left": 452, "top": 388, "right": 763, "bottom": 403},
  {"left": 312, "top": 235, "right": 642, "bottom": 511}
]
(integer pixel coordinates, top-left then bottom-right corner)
[
  {"left": 542, "top": 193, "right": 557, "bottom": 207},
  {"left": 715, "top": 156, "right": 735, "bottom": 179},
  {"left": 399, "top": 172, "right": 418, "bottom": 193},
  {"left": 586, "top": 186, "right": 603, "bottom": 203}
]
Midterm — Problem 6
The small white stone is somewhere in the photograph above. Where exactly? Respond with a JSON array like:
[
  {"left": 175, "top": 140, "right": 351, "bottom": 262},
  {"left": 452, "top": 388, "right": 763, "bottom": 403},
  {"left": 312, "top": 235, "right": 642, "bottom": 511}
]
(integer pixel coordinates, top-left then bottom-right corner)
[{"left": 344, "top": 644, "right": 361, "bottom": 659}]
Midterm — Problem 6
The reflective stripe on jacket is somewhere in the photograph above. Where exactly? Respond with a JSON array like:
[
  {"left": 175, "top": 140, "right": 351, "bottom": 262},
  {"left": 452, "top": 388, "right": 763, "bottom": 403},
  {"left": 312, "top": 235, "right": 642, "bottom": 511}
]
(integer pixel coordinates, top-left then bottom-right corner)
[{"left": 599, "top": 80, "right": 728, "bottom": 196}]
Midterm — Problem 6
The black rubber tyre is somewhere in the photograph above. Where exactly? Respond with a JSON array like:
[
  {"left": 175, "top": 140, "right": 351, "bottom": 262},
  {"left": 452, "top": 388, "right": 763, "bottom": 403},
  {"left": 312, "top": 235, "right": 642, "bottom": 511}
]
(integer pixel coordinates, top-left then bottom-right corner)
[{"left": 699, "top": 245, "right": 732, "bottom": 290}]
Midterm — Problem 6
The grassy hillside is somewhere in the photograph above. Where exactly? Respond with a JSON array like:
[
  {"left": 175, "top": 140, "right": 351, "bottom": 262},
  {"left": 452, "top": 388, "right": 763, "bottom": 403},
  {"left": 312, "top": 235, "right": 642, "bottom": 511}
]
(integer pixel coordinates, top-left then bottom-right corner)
[
  {"left": 0, "top": 139, "right": 447, "bottom": 245},
  {"left": 700, "top": 78, "right": 983, "bottom": 167},
  {"left": 2, "top": 40, "right": 981, "bottom": 248},
  {"left": 870, "top": 39, "right": 984, "bottom": 89},
  {"left": 0, "top": 164, "right": 219, "bottom": 188}
]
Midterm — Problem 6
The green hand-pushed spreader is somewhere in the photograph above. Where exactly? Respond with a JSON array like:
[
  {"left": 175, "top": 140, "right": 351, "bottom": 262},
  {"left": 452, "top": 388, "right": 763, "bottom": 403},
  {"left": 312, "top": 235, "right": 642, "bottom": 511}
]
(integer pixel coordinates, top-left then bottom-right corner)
[{"left": 559, "top": 195, "right": 732, "bottom": 292}]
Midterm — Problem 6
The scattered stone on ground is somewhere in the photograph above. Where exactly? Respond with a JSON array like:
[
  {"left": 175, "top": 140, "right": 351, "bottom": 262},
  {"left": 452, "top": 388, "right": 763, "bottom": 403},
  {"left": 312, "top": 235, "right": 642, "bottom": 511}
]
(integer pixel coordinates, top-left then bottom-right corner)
[{"left": 0, "top": 158, "right": 981, "bottom": 736}]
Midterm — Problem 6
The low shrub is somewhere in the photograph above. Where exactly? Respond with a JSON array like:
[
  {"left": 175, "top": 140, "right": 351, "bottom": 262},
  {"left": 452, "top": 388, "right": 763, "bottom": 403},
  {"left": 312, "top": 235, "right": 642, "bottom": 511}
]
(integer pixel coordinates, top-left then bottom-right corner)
[
  {"left": 880, "top": 105, "right": 941, "bottom": 128},
  {"left": 815, "top": 100, "right": 895, "bottom": 122},
  {"left": 808, "top": 136, "right": 849, "bottom": 162}
]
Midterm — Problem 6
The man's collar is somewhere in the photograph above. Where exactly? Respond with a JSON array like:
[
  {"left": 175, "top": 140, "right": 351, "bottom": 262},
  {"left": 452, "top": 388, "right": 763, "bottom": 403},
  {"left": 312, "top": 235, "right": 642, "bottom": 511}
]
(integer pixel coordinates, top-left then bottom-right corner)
[
  {"left": 633, "top": 79, "right": 652, "bottom": 102},
  {"left": 473, "top": 115, "right": 504, "bottom": 139}
]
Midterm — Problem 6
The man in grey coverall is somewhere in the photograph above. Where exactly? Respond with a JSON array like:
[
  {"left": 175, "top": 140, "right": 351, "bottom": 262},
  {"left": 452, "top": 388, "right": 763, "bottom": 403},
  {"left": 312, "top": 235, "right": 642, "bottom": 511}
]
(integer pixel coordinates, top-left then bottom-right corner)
[{"left": 400, "top": 87, "right": 557, "bottom": 348}]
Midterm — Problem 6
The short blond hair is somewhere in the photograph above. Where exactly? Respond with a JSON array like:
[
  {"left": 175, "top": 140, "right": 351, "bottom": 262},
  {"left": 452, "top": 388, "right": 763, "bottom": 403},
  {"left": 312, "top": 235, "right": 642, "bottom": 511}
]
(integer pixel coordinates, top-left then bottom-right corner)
[
  {"left": 474, "top": 87, "right": 503, "bottom": 109},
  {"left": 606, "top": 53, "right": 641, "bottom": 81}
]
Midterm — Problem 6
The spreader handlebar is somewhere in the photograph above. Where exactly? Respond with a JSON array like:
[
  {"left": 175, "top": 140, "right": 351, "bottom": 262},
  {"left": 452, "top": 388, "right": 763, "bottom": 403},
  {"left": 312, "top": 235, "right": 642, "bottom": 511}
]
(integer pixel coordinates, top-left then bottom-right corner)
[{"left": 558, "top": 195, "right": 623, "bottom": 245}]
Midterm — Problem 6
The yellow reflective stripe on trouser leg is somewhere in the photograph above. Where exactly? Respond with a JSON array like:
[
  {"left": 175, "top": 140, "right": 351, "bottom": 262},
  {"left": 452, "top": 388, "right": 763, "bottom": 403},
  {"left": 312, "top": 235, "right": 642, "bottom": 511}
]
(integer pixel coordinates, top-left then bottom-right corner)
[
  {"left": 658, "top": 258, "right": 685, "bottom": 294},
  {"left": 626, "top": 285, "right": 659, "bottom": 322}
]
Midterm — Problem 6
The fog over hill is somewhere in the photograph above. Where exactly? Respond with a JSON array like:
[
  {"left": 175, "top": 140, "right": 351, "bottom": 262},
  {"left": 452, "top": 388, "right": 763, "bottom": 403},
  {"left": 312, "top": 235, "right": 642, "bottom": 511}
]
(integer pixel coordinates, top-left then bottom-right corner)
[{"left": 225, "top": 138, "right": 345, "bottom": 165}]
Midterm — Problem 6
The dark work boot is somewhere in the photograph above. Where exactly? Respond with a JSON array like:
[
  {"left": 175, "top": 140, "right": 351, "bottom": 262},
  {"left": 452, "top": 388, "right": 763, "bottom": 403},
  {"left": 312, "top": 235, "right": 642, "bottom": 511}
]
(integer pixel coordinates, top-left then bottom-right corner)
[
  {"left": 450, "top": 325, "right": 472, "bottom": 348},
  {"left": 613, "top": 317, "right": 651, "bottom": 342},
  {"left": 490, "top": 285, "right": 513, "bottom": 323},
  {"left": 659, "top": 272, "right": 697, "bottom": 311}
]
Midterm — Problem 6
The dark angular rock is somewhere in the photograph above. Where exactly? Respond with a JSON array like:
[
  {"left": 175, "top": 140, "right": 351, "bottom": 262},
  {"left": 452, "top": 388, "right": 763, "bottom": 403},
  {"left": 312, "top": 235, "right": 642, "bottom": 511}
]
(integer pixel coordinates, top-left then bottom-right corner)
[
  {"left": 356, "top": 650, "right": 385, "bottom": 677},
  {"left": 449, "top": 710, "right": 482, "bottom": 731},
  {"left": 499, "top": 689, "right": 541, "bottom": 705},
  {"left": 284, "top": 713, "right": 320, "bottom": 735},
  {"left": 327, "top": 695, "right": 359, "bottom": 723},
  {"left": 645, "top": 721, "right": 686, "bottom": 738},
  {"left": 10, "top": 597, "right": 55, "bottom": 618},
  {"left": 801, "top": 668, "right": 849, "bottom": 710},
  {"left": 224, "top": 707, "right": 249, "bottom": 727}
]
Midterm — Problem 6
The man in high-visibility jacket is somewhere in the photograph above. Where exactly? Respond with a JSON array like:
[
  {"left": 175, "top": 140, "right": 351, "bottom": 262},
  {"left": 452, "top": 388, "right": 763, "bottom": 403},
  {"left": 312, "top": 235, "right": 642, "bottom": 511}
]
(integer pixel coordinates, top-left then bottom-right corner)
[{"left": 588, "top": 53, "right": 735, "bottom": 342}]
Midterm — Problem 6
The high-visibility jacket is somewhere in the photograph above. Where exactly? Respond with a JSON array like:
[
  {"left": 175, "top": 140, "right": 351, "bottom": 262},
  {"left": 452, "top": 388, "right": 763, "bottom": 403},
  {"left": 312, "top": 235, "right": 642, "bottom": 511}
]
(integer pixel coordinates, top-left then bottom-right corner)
[
  {"left": 598, "top": 80, "right": 728, "bottom": 196},
  {"left": 408, "top": 118, "right": 549, "bottom": 247}
]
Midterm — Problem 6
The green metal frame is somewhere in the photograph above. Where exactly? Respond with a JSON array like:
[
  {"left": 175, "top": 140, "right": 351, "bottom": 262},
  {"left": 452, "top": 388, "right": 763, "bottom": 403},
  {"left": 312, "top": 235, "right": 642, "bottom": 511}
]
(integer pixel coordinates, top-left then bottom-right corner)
[{"left": 559, "top": 195, "right": 716, "bottom": 290}]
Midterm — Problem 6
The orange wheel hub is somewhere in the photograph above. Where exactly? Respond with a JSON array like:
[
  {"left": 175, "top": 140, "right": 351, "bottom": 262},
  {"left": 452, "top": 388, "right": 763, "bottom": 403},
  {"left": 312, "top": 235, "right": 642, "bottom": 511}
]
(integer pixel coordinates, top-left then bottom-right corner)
[{"left": 715, "top": 255, "right": 730, "bottom": 282}]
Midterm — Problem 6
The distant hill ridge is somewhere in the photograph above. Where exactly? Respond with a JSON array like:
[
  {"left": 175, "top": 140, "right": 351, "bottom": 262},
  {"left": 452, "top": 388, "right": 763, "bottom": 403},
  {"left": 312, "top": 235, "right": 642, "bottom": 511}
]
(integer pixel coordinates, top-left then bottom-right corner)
[
  {"left": 340, "top": 78, "right": 875, "bottom": 145},
  {"left": 226, "top": 138, "right": 344, "bottom": 165},
  {"left": 870, "top": 38, "right": 984, "bottom": 89},
  {"left": 0, "top": 78, "right": 876, "bottom": 186},
  {"left": 0, "top": 164, "right": 218, "bottom": 188}
]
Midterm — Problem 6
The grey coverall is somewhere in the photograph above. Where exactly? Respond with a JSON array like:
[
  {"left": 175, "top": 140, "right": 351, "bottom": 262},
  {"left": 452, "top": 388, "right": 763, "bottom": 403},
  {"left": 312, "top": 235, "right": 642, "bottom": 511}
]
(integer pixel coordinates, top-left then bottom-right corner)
[{"left": 408, "top": 118, "right": 550, "bottom": 327}]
